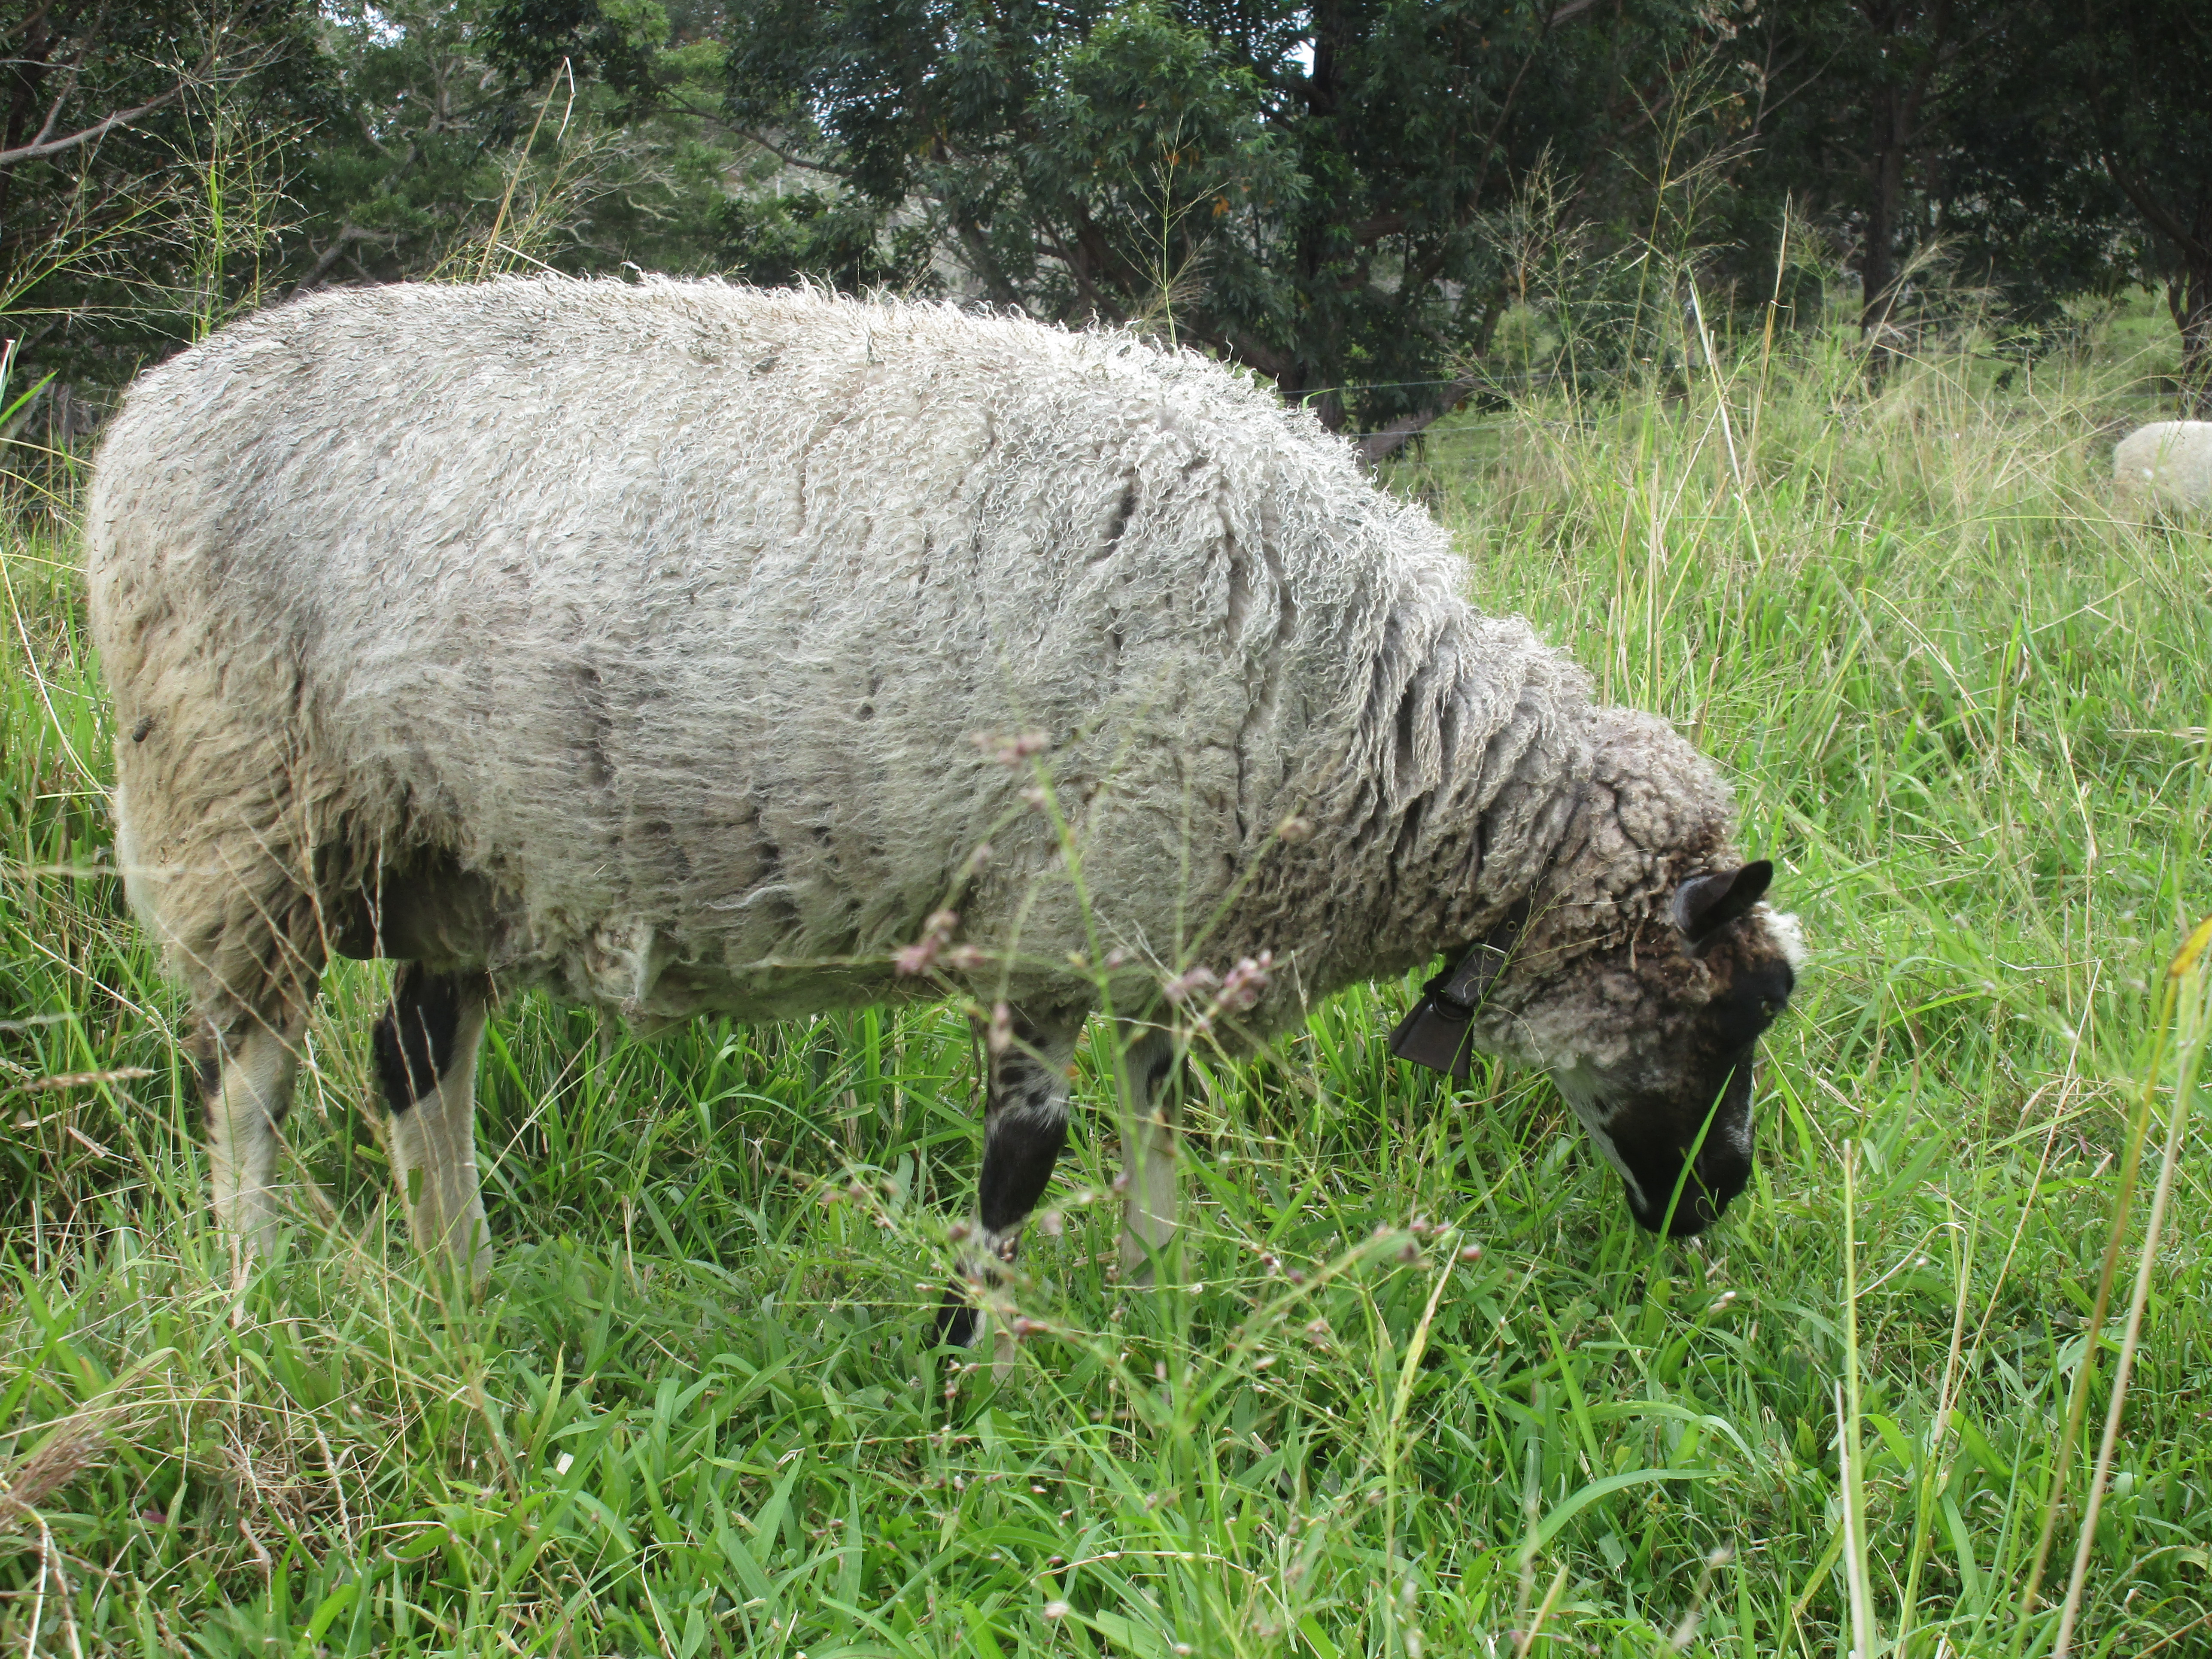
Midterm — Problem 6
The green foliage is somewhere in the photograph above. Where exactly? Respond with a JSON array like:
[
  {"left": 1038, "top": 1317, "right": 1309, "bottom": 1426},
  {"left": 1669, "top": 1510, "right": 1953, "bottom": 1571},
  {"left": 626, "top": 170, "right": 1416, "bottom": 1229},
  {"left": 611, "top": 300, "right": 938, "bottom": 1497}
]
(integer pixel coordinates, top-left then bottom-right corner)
[
  {"left": 484, "top": 0, "right": 667, "bottom": 111},
  {"left": 6, "top": 321, "right": 2211, "bottom": 1653},
  {"left": 1710, "top": 2, "right": 2212, "bottom": 403},
  {"left": 7, "top": 0, "right": 2212, "bottom": 437},
  {"left": 0, "top": 0, "right": 326, "bottom": 381},
  {"left": 293, "top": 0, "right": 742, "bottom": 285},
  {"left": 725, "top": 0, "right": 1713, "bottom": 439},
  {"left": 716, "top": 187, "right": 937, "bottom": 295},
  {"left": 1943, "top": 0, "right": 2212, "bottom": 406},
  {"left": 1717, "top": 3, "right": 1974, "bottom": 336},
  {"left": 0, "top": 0, "right": 755, "bottom": 402}
]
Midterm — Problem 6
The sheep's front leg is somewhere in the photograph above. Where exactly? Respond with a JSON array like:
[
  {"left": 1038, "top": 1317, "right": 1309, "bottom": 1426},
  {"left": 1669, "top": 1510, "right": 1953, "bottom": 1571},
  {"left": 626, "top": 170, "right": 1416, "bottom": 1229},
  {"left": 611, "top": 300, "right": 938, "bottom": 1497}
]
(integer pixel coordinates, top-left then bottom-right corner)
[
  {"left": 194, "top": 1001, "right": 310, "bottom": 1285},
  {"left": 1117, "top": 1026, "right": 1185, "bottom": 1286},
  {"left": 374, "top": 965, "right": 495, "bottom": 1288},
  {"left": 935, "top": 1009, "right": 1085, "bottom": 1359}
]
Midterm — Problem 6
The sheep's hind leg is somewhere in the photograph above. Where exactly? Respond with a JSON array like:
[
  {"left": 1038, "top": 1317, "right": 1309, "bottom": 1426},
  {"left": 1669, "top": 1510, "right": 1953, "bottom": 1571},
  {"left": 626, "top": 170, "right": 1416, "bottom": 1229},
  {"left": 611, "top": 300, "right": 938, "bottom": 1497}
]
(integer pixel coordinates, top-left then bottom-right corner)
[
  {"left": 374, "top": 965, "right": 495, "bottom": 1288},
  {"left": 195, "top": 1001, "right": 311, "bottom": 1285},
  {"left": 1117, "top": 1025, "right": 1185, "bottom": 1288},
  {"left": 935, "top": 1009, "right": 1085, "bottom": 1367}
]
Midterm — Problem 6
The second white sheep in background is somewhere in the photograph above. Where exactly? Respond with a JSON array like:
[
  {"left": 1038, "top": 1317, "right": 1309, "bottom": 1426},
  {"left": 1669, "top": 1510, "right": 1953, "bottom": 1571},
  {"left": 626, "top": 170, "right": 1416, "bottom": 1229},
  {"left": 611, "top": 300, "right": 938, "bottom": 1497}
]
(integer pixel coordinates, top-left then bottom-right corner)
[{"left": 2115, "top": 419, "right": 2212, "bottom": 508}]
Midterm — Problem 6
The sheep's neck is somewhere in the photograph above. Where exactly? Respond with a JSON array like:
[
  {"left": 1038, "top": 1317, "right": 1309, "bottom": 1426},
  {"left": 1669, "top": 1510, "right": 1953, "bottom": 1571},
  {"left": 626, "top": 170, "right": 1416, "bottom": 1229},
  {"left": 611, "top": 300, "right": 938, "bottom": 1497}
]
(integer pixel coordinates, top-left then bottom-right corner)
[
  {"left": 1281, "top": 643, "right": 1592, "bottom": 1002},
  {"left": 1376, "top": 723, "right": 1584, "bottom": 971}
]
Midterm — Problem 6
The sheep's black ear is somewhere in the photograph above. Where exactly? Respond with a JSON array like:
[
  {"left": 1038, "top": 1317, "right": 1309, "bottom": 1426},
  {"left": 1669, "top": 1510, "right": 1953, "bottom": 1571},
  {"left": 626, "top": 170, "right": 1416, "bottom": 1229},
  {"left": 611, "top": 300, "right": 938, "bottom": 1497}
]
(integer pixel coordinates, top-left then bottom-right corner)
[{"left": 1674, "top": 860, "right": 1772, "bottom": 948}]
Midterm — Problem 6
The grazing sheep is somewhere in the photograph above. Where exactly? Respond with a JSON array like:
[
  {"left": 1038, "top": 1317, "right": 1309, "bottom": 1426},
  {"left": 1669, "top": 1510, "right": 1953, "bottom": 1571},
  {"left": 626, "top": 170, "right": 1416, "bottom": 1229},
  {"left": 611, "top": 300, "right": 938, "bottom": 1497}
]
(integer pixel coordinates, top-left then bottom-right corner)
[
  {"left": 2115, "top": 420, "right": 2212, "bottom": 508},
  {"left": 86, "top": 278, "right": 1803, "bottom": 1346}
]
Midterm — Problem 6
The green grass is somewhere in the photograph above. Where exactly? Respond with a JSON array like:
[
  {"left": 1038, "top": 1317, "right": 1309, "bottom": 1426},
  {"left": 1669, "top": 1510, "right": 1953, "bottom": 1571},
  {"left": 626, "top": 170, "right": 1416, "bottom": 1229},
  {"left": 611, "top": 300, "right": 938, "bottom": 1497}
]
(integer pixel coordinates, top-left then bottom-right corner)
[{"left": 4, "top": 328, "right": 2211, "bottom": 1657}]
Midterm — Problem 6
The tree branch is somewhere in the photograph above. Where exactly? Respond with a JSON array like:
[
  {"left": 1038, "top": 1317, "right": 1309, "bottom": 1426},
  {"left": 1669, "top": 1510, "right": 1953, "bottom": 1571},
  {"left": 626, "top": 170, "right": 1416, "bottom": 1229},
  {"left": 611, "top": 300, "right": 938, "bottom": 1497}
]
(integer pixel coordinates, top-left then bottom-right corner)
[
  {"left": 1037, "top": 222, "right": 1130, "bottom": 323},
  {"left": 0, "top": 91, "right": 173, "bottom": 165},
  {"left": 1457, "top": 0, "right": 1594, "bottom": 237},
  {"left": 949, "top": 212, "right": 1023, "bottom": 308},
  {"left": 24, "top": 19, "right": 95, "bottom": 153},
  {"left": 725, "top": 123, "right": 846, "bottom": 176},
  {"left": 1223, "top": 329, "right": 1291, "bottom": 382},
  {"left": 0, "top": 3, "right": 58, "bottom": 53},
  {"left": 1346, "top": 211, "right": 1407, "bottom": 245},
  {"left": 2103, "top": 152, "right": 2211, "bottom": 264},
  {"left": 1073, "top": 215, "right": 1149, "bottom": 310},
  {"left": 1353, "top": 371, "right": 1484, "bottom": 466},
  {"left": 0, "top": 46, "right": 217, "bottom": 169},
  {"left": 662, "top": 91, "right": 757, "bottom": 142},
  {"left": 293, "top": 222, "right": 398, "bottom": 292}
]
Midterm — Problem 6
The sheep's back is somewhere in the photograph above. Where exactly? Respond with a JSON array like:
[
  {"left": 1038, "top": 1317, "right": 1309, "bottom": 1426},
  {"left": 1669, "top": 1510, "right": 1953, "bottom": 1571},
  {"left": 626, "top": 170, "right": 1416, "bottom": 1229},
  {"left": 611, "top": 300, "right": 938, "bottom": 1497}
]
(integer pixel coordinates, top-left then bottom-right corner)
[{"left": 86, "top": 280, "right": 1458, "bottom": 1015}]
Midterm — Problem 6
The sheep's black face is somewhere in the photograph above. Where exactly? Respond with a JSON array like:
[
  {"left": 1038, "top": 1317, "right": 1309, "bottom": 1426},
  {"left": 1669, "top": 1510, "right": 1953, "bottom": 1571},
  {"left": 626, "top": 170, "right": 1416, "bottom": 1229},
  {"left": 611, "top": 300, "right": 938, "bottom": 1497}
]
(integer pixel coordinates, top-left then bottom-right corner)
[{"left": 1545, "top": 862, "right": 1802, "bottom": 1237}]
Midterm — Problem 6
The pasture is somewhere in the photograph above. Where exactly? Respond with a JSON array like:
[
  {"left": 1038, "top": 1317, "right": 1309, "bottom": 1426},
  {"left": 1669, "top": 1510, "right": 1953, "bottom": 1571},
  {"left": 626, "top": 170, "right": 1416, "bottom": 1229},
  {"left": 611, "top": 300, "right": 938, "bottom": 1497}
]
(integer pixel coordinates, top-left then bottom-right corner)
[{"left": 3, "top": 329, "right": 2209, "bottom": 1656}]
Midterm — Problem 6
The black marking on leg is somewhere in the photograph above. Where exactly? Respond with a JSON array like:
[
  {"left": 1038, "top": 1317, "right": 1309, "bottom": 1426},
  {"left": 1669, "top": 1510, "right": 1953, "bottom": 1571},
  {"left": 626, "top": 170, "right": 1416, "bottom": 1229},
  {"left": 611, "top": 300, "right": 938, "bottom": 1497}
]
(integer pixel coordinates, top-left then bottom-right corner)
[
  {"left": 1145, "top": 1049, "right": 1179, "bottom": 1103},
  {"left": 191, "top": 1033, "right": 222, "bottom": 1106},
  {"left": 978, "top": 1108, "right": 1069, "bottom": 1235},
  {"left": 191, "top": 1017, "right": 297, "bottom": 1127},
  {"left": 934, "top": 1009, "right": 1084, "bottom": 1351},
  {"left": 373, "top": 965, "right": 469, "bottom": 1114},
  {"left": 935, "top": 1293, "right": 981, "bottom": 1349},
  {"left": 1140, "top": 1043, "right": 1218, "bottom": 1155}
]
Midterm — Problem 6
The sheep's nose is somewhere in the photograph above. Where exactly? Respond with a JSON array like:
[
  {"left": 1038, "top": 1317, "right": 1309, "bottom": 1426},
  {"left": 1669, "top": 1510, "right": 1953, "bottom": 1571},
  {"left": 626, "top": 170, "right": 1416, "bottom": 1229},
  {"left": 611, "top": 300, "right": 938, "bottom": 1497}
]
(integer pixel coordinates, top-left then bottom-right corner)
[
  {"left": 1662, "top": 1187, "right": 1724, "bottom": 1236},
  {"left": 1626, "top": 1178, "right": 1725, "bottom": 1236}
]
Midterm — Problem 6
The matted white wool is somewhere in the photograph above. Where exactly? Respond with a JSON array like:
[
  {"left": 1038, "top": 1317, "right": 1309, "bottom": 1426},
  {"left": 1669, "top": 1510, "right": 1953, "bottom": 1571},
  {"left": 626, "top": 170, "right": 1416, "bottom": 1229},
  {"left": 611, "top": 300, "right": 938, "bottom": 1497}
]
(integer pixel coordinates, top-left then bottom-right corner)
[{"left": 85, "top": 277, "right": 1790, "bottom": 1068}]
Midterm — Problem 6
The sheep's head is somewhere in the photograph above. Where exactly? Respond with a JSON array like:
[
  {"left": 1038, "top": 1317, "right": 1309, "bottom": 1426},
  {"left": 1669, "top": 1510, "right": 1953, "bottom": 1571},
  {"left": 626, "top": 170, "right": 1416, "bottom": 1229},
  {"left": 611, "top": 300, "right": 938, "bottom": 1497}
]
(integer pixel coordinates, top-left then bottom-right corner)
[
  {"left": 1395, "top": 858, "right": 1804, "bottom": 1235},
  {"left": 1384, "top": 706, "right": 1803, "bottom": 1234},
  {"left": 1522, "top": 860, "right": 1803, "bottom": 1235}
]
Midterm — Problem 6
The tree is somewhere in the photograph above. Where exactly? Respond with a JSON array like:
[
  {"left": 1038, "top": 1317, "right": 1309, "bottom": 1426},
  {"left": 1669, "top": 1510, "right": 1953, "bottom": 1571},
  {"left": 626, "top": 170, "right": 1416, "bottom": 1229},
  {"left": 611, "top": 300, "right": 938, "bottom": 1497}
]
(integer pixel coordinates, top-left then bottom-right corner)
[
  {"left": 16, "top": 0, "right": 2200, "bottom": 430},
  {"left": 0, "top": 2, "right": 277, "bottom": 221},
  {"left": 1721, "top": 1, "right": 1981, "bottom": 355},
  {"left": 0, "top": 2, "right": 316, "bottom": 382},
  {"left": 294, "top": 0, "right": 747, "bottom": 288},
  {"left": 726, "top": 0, "right": 1715, "bottom": 458},
  {"left": 1945, "top": 0, "right": 2212, "bottom": 408},
  {"left": 0, "top": 0, "right": 758, "bottom": 400}
]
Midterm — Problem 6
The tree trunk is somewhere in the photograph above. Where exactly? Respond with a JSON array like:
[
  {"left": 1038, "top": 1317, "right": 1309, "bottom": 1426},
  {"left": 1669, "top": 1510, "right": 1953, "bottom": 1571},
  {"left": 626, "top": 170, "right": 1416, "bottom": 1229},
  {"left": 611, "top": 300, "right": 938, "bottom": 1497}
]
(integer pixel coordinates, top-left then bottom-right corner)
[
  {"left": 1856, "top": 0, "right": 1951, "bottom": 373},
  {"left": 1861, "top": 84, "right": 1902, "bottom": 348},
  {"left": 1856, "top": 0, "right": 1907, "bottom": 356},
  {"left": 1858, "top": 117, "right": 1911, "bottom": 352},
  {"left": 2173, "top": 258, "right": 2212, "bottom": 418},
  {"left": 1354, "top": 374, "right": 1481, "bottom": 467},
  {"left": 2181, "top": 191, "right": 2212, "bottom": 418},
  {"left": 1288, "top": 4, "right": 1349, "bottom": 434}
]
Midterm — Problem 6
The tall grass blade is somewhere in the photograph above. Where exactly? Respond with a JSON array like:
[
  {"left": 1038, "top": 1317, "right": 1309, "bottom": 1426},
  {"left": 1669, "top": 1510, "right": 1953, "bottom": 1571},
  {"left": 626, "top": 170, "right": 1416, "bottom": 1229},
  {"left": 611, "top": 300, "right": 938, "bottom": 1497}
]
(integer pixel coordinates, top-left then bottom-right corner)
[
  {"left": 2052, "top": 915, "right": 2212, "bottom": 1656},
  {"left": 2016, "top": 917, "right": 2212, "bottom": 1641}
]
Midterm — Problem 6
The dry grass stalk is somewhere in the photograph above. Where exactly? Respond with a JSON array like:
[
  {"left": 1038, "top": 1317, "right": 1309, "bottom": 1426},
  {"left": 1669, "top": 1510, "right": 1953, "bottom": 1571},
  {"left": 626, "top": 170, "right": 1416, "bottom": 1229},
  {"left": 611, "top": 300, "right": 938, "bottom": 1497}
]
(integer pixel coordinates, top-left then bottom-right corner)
[{"left": 0, "top": 1425, "right": 105, "bottom": 1523}]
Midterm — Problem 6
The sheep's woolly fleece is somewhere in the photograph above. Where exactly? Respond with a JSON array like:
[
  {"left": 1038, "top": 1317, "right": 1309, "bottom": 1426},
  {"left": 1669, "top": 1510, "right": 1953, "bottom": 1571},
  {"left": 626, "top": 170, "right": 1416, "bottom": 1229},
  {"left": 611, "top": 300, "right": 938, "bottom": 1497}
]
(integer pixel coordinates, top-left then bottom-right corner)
[
  {"left": 87, "top": 277, "right": 1781, "bottom": 1069},
  {"left": 2115, "top": 420, "right": 2212, "bottom": 509}
]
